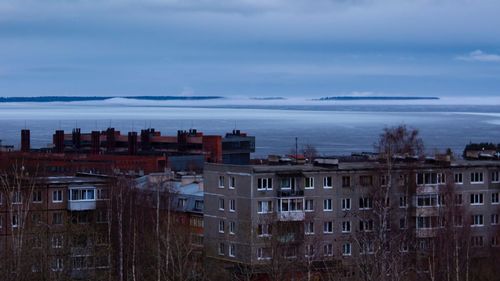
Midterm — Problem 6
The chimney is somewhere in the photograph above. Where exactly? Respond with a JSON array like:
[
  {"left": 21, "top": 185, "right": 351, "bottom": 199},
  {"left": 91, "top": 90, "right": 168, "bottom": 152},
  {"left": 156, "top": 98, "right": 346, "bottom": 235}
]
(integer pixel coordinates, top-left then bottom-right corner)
[
  {"left": 91, "top": 131, "right": 100, "bottom": 154},
  {"left": 140, "top": 129, "right": 151, "bottom": 151},
  {"left": 72, "top": 128, "right": 81, "bottom": 150},
  {"left": 53, "top": 130, "right": 65, "bottom": 153},
  {"left": 20, "top": 129, "right": 30, "bottom": 152},
  {"left": 128, "top": 132, "right": 138, "bottom": 155},
  {"left": 106, "top": 128, "right": 116, "bottom": 153},
  {"left": 177, "top": 130, "right": 188, "bottom": 152}
]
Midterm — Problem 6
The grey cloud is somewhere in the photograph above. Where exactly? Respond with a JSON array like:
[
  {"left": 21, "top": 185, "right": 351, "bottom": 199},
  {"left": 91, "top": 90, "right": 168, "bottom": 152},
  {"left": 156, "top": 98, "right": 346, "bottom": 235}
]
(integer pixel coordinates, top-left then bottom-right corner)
[{"left": 457, "top": 50, "right": 500, "bottom": 63}]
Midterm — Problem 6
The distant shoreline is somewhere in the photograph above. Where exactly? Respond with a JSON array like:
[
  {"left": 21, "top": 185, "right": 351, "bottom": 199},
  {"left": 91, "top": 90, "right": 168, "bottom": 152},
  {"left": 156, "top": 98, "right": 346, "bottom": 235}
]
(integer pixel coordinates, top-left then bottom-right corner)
[
  {"left": 0, "top": 96, "right": 223, "bottom": 103},
  {"left": 316, "top": 96, "right": 440, "bottom": 101}
]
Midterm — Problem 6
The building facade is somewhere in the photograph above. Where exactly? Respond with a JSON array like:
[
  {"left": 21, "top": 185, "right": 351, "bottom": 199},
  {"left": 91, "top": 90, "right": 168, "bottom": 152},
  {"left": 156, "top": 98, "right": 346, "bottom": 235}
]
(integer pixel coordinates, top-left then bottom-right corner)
[{"left": 204, "top": 159, "right": 500, "bottom": 279}]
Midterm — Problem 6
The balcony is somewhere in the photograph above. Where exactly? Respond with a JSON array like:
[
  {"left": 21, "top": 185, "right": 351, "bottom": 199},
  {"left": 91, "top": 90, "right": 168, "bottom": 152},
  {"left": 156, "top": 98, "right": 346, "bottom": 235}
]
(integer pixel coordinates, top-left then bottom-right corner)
[
  {"left": 68, "top": 187, "right": 97, "bottom": 211},
  {"left": 278, "top": 189, "right": 304, "bottom": 197},
  {"left": 278, "top": 211, "right": 305, "bottom": 221}
]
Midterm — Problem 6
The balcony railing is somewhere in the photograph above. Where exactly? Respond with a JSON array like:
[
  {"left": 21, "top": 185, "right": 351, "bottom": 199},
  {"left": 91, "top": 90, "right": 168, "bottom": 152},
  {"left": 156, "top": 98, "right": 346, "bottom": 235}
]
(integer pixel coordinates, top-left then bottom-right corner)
[
  {"left": 67, "top": 187, "right": 97, "bottom": 211},
  {"left": 277, "top": 211, "right": 305, "bottom": 221},
  {"left": 278, "top": 190, "right": 304, "bottom": 197}
]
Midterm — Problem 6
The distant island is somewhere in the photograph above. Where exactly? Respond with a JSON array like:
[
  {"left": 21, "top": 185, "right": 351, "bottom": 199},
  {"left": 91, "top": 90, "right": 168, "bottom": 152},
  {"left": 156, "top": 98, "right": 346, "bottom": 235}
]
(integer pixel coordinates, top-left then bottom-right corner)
[
  {"left": 317, "top": 96, "right": 440, "bottom": 101},
  {"left": 0, "top": 96, "right": 223, "bottom": 103},
  {"left": 250, "top": 97, "right": 286, "bottom": 100}
]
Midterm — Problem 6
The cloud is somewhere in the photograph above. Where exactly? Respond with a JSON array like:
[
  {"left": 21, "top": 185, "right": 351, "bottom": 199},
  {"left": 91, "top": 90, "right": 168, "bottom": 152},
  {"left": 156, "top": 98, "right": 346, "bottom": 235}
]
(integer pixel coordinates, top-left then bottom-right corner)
[{"left": 457, "top": 50, "right": 500, "bottom": 62}]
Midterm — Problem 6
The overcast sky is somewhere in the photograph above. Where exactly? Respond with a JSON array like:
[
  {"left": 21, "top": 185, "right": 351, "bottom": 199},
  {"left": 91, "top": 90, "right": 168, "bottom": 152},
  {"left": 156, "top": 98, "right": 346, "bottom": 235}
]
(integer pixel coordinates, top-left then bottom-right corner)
[{"left": 1, "top": 0, "right": 500, "bottom": 98}]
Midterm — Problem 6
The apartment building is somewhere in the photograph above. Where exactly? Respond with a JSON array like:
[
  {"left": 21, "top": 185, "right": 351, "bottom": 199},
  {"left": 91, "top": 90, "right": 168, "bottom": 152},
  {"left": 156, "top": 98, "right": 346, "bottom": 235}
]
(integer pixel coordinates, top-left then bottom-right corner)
[
  {"left": 0, "top": 174, "right": 112, "bottom": 280},
  {"left": 204, "top": 158, "right": 500, "bottom": 279}
]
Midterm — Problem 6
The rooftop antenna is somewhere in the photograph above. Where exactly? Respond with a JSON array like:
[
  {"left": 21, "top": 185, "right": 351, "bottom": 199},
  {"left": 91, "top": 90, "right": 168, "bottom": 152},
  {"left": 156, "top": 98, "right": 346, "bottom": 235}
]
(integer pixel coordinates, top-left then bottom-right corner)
[{"left": 295, "top": 137, "right": 298, "bottom": 161}]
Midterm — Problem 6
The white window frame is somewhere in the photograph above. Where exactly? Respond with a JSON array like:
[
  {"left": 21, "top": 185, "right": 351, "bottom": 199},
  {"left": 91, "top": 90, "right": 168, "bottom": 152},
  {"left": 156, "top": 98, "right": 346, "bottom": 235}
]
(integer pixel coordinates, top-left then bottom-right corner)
[
  {"left": 257, "top": 178, "right": 273, "bottom": 191},
  {"left": 52, "top": 190, "right": 63, "bottom": 203},
  {"left": 229, "top": 244, "right": 236, "bottom": 257},
  {"left": 342, "top": 243, "right": 352, "bottom": 256},
  {"left": 257, "top": 201, "right": 273, "bottom": 214},
  {"left": 454, "top": 173, "right": 463, "bottom": 184},
  {"left": 470, "top": 193, "right": 484, "bottom": 205},
  {"left": 229, "top": 176, "right": 236, "bottom": 189},
  {"left": 229, "top": 221, "right": 236, "bottom": 235},
  {"left": 218, "top": 243, "right": 225, "bottom": 255},
  {"left": 323, "top": 243, "right": 333, "bottom": 257},
  {"left": 323, "top": 221, "right": 333, "bottom": 234},
  {"left": 305, "top": 199, "right": 314, "bottom": 212},
  {"left": 341, "top": 221, "right": 351, "bottom": 233},
  {"left": 218, "top": 198, "right": 225, "bottom": 211},
  {"left": 218, "top": 176, "right": 225, "bottom": 188},
  {"left": 229, "top": 199, "right": 236, "bottom": 212},
  {"left": 471, "top": 214, "right": 484, "bottom": 227},
  {"left": 492, "top": 192, "right": 499, "bottom": 204},
  {"left": 492, "top": 171, "right": 500, "bottom": 183},
  {"left": 491, "top": 214, "right": 499, "bottom": 225},
  {"left": 305, "top": 177, "right": 314, "bottom": 189},
  {"left": 305, "top": 221, "right": 315, "bottom": 235},
  {"left": 218, "top": 220, "right": 225, "bottom": 233},
  {"left": 399, "top": 196, "right": 408, "bottom": 208},
  {"left": 470, "top": 172, "right": 484, "bottom": 184},
  {"left": 323, "top": 199, "right": 333, "bottom": 211},
  {"left": 323, "top": 176, "right": 333, "bottom": 189},
  {"left": 341, "top": 198, "right": 351, "bottom": 211}
]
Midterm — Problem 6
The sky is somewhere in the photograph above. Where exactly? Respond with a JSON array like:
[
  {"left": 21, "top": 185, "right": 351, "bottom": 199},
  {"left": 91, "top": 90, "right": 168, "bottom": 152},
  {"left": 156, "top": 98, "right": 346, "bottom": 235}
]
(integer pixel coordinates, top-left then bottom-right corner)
[{"left": 1, "top": 0, "right": 500, "bottom": 98}]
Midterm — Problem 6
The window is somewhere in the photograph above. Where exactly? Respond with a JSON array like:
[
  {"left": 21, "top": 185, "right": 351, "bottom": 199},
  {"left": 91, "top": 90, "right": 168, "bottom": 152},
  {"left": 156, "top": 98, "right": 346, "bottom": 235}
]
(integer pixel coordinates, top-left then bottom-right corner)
[
  {"left": 218, "top": 198, "right": 225, "bottom": 210},
  {"left": 454, "top": 173, "right": 463, "bottom": 184},
  {"left": 417, "top": 194, "right": 438, "bottom": 207},
  {"left": 69, "top": 188, "right": 95, "bottom": 201},
  {"left": 323, "top": 221, "right": 333, "bottom": 233},
  {"left": 278, "top": 198, "right": 303, "bottom": 212},
  {"left": 470, "top": 193, "right": 484, "bottom": 205},
  {"left": 280, "top": 178, "right": 295, "bottom": 190},
  {"left": 305, "top": 221, "right": 314, "bottom": 235},
  {"left": 218, "top": 176, "right": 225, "bottom": 188},
  {"left": 380, "top": 175, "right": 388, "bottom": 186},
  {"left": 471, "top": 236, "right": 483, "bottom": 247},
  {"left": 359, "top": 197, "right": 373, "bottom": 210},
  {"left": 492, "top": 171, "right": 500, "bottom": 183},
  {"left": 455, "top": 194, "right": 463, "bottom": 205},
  {"left": 218, "top": 220, "right": 225, "bottom": 233},
  {"left": 52, "top": 190, "right": 63, "bottom": 202},
  {"left": 257, "top": 247, "right": 271, "bottom": 260},
  {"left": 400, "top": 217, "right": 407, "bottom": 229},
  {"left": 257, "top": 224, "right": 272, "bottom": 237},
  {"left": 342, "top": 243, "right": 352, "bottom": 256},
  {"left": 491, "top": 214, "right": 499, "bottom": 225},
  {"left": 52, "top": 212, "right": 63, "bottom": 225},
  {"left": 12, "top": 191, "right": 21, "bottom": 204},
  {"left": 31, "top": 213, "right": 41, "bottom": 224},
  {"left": 229, "top": 199, "right": 236, "bottom": 212},
  {"left": 177, "top": 198, "right": 187, "bottom": 208},
  {"left": 52, "top": 235, "right": 64, "bottom": 249},
  {"left": 360, "top": 175, "right": 373, "bottom": 186},
  {"left": 96, "top": 210, "right": 108, "bottom": 223},
  {"left": 416, "top": 172, "right": 446, "bottom": 185},
  {"left": 305, "top": 244, "right": 315, "bottom": 257},
  {"left": 323, "top": 199, "right": 332, "bottom": 211},
  {"left": 12, "top": 214, "right": 19, "bottom": 228},
  {"left": 400, "top": 242, "right": 409, "bottom": 253},
  {"left": 342, "top": 176, "right": 351, "bottom": 188},
  {"left": 258, "top": 201, "right": 273, "bottom": 213},
  {"left": 471, "top": 172, "right": 484, "bottom": 183},
  {"left": 194, "top": 200, "right": 204, "bottom": 211},
  {"left": 360, "top": 241, "right": 374, "bottom": 254},
  {"left": 323, "top": 243, "right": 333, "bottom": 256},
  {"left": 323, "top": 176, "right": 333, "bottom": 188},
  {"left": 305, "top": 199, "right": 314, "bottom": 212},
  {"left": 257, "top": 178, "right": 273, "bottom": 190},
  {"left": 229, "top": 244, "right": 236, "bottom": 257},
  {"left": 229, "top": 176, "right": 236, "bottom": 189},
  {"left": 341, "top": 198, "right": 351, "bottom": 210},
  {"left": 399, "top": 196, "right": 408, "bottom": 208},
  {"left": 417, "top": 216, "right": 437, "bottom": 229},
  {"left": 305, "top": 177, "right": 314, "bottom": 189},
  {"left": 97, "top": 188, "right": 109, "bottom": 199},
  {"left": 492, "top": 236, "right": 500, "bottom": 247},
  {"left": 0, "top": 216, "right": 3, "bottom": 229},
  {"left": 342, "top": 221, "right": 351, "bottom": 233},
  {"left": 218, "top": 243, "right": 225, "bottom": 255},
  {"left": 229, "top": 221, "right": 236, "bottom": 234},
  {"left": 454, "top": 215, "right": 463, "bottom": 227},
  {"left": 359, "top": 219, "right": 374, "bottom": 232},
  {"left": 492, "top": 192, "right": 499, "bottom": 204},
  {"left": 471, "top": 215, "right": 484, "bottom": 227},
  {"left": 51, "top": 258, "right": 63, "bottom": 272},
  {"left": 32, "top": 191, "right": 42, "bottom": 203}
]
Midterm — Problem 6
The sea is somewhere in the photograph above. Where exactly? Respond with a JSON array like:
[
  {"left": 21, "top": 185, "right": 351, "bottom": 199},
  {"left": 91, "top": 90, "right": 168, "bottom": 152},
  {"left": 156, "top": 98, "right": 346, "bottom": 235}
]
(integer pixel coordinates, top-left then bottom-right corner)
[{"left": 1, "top": 97, "right": 500, "bottom": 157}]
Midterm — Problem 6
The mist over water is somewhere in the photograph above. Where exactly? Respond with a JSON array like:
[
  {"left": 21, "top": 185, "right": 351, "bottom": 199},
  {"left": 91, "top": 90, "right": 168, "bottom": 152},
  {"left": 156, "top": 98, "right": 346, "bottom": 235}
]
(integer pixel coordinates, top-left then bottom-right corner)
[{"left": 1, "top": 101, "right": 500, "bottom": 157}]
